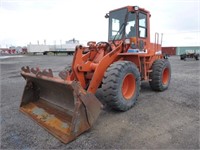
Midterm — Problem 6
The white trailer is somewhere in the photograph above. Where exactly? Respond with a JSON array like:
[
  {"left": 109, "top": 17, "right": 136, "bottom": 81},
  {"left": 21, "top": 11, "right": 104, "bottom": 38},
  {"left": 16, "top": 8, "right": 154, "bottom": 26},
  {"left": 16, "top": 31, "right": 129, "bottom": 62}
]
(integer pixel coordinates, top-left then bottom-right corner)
[{"left": 27, "top": 44, "right": 50, "bottom": 54}]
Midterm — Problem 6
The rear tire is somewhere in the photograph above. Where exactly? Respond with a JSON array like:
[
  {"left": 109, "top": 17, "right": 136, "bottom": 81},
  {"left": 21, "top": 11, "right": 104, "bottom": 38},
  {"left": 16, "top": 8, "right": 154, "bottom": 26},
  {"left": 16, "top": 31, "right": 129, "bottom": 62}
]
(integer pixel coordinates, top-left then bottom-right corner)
[
  {"left": 102, "top": 61, "right": 141, "bottom": 111},
  {"left": 149, "top": 59, "right": 171, "bottom": 91}
]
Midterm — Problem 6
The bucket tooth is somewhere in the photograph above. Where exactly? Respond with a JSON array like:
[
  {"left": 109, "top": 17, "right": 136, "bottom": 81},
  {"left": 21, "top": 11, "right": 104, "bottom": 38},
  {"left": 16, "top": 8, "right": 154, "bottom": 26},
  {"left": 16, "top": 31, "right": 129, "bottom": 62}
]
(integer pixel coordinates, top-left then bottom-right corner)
[
  {"left": 59, "top": 70, "right": 68, "bottom": 80},
  {"left": 41, "top": 69, "right": 53, "bottom": 77},
  {"left": 36, "top": 69, "right": 54, "bottom": 77},
  {"left": 31, "top": 67, "right": 40, "bottom": 74},
  {"left": 21, "top": 66, "right": 30, "bottom": 73}
]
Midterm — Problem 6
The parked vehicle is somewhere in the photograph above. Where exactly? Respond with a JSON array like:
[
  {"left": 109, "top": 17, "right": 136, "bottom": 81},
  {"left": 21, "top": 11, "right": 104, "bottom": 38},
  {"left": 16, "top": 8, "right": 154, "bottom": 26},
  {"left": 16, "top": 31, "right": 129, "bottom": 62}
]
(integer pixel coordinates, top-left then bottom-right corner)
[
  {"left": 180, "top": 52, "right": 199, "bottom": 61},
  {"left": 20, "top": 6, "right": 171, "bottom": 144}
]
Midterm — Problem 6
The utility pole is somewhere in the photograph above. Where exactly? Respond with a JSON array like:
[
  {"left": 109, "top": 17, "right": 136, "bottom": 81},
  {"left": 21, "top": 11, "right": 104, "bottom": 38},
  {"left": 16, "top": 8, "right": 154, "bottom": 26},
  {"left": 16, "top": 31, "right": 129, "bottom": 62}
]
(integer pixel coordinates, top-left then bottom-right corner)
[
  {"left": 54, "top": 40, "right": 56, "bottom": 51},
  {"left": 60, "top": 40, "right": 62, "bottom": 50}
]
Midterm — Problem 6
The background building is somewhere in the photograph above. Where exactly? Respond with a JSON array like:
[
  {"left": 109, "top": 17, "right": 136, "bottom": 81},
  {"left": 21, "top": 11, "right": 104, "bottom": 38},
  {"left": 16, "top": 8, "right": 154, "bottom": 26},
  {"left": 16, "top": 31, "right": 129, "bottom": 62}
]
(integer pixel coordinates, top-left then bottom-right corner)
[{"left": 162, "top": 46, "right": 200, "bottom": 56}]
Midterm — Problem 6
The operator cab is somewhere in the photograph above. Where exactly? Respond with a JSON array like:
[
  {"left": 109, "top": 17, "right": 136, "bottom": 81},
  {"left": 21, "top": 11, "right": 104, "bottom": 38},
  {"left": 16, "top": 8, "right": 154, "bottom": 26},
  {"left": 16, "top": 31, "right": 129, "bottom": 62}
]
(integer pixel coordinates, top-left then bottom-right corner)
[{"left": 106, "top": 6, "right": 150, "bottom": 51}]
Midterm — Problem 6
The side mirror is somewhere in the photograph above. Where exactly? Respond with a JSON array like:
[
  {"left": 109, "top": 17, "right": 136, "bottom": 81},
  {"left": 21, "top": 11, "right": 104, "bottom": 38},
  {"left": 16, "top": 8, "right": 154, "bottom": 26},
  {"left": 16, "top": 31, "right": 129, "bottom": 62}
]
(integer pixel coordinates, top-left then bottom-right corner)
[{"left": 105, "top": 13, "right": 109, "bottom": 18}]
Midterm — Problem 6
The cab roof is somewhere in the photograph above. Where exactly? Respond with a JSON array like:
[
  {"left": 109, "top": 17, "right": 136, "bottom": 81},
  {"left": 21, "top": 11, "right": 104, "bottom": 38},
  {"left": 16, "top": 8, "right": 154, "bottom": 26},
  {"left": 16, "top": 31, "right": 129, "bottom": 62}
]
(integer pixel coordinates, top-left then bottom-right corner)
[{"left": 109, "top": 6, "right": 150, "bottom": 15}]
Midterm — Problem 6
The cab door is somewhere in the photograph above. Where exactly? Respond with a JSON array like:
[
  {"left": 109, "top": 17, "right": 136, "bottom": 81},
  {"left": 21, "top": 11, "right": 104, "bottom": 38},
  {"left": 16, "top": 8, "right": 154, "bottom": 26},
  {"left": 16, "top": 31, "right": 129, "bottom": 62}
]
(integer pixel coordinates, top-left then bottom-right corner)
[{"left": 137, "top": 12, "right": 148, "bottom": 51}]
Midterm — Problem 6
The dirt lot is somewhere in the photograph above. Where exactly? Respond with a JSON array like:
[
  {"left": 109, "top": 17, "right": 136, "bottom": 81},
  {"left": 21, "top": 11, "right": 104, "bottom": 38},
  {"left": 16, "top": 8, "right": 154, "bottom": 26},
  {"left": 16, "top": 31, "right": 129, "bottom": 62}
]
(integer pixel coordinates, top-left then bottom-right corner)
[{"left": 0, "top": 55, "right": 199, "bottom": 149}]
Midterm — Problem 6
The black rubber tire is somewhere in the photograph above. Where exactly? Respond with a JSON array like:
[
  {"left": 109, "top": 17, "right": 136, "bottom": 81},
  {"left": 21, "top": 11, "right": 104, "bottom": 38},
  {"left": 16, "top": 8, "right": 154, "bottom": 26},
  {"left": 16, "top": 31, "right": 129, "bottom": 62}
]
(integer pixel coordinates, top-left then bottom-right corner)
[
  {"left": 180, "top": 55, "right": 184, "bottom": 60},
  {"left": 195, "top": 54, "right": 199, "bottom": 60},
  {"left": 102, "top": 61, "right": 141, "bottom": 111},
  {"left": 149, "top": 59, "right": 171, "bottom": 91},
  {"left": 180, "top": 54, "right": 186, "bottom": 60}
]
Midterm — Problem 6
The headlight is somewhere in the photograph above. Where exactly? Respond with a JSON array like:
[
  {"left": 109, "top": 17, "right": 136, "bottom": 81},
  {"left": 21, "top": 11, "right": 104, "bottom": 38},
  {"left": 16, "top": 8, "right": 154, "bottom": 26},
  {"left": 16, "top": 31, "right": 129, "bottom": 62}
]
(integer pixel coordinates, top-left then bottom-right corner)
[
  {"left": 134, "top": 6, "right": 139, "bottom": 11},
  {"left": 125, "top": 39, "right": 130, "bottom": 44}
]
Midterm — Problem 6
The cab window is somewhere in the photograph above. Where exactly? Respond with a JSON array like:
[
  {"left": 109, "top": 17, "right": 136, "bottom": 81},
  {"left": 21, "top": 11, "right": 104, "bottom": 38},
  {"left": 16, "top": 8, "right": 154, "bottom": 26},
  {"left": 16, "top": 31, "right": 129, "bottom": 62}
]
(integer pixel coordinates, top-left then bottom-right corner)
[
  {"left": 126, "top": 12, "right": 136, "bottom": 38},
  {"left": 139, "top": 13, "right": 147, "bottom": 38}
]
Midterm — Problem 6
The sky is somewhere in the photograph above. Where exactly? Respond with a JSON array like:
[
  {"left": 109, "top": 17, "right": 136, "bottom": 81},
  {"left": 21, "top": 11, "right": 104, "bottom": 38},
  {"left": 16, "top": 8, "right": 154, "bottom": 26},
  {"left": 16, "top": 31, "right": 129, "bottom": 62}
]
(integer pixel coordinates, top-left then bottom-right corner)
[{"left": 0, "top": 0, "right": 199, "bottom": 47}]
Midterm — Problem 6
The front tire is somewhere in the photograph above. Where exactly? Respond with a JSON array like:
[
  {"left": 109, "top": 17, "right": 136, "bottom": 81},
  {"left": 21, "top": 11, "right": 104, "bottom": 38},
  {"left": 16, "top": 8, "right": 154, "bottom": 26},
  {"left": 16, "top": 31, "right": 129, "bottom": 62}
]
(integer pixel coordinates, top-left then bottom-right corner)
[
  {"left": 102, "top": 61, "right": 141, "bottom": 111},
  {"left": 149, "top": 59, "right": 171, "bottom": 91}
]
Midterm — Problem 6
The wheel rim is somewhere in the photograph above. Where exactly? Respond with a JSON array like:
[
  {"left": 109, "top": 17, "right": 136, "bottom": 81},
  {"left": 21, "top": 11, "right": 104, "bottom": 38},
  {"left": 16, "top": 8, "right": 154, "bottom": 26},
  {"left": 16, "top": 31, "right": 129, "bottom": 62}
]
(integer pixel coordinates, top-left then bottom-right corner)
[
  {"left": 122, "top": 73, "right": 136, "bottom": 100},
  {"left": 162, "top": 68, "right": 170, "bottom": 85}
]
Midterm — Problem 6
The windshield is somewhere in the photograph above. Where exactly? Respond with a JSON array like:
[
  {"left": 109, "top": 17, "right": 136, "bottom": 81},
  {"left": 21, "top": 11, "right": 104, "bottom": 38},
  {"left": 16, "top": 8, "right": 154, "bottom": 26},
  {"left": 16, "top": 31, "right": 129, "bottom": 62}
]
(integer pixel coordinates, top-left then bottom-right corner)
[
  {"left": 108, "top": 8, "right": 136, "bottom": 40},
  {"left": 108, "top": 8, "right": 127, "bottom": 40}
]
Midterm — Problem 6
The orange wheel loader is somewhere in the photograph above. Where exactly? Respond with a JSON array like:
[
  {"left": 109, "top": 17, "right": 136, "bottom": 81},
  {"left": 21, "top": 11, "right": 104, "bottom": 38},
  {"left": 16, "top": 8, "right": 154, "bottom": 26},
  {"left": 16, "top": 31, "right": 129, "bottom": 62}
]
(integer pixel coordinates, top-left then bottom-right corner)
[{"left": 20, "top": 6, "right": 171, "bottom": 143}]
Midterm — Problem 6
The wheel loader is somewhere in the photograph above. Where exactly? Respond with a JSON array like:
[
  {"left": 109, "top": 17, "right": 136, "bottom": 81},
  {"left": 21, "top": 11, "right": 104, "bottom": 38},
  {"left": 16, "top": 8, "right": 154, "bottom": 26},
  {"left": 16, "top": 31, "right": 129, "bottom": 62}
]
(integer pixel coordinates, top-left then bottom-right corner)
[{"left": 20, "top": 6, "right": 171, "bottom": 143}]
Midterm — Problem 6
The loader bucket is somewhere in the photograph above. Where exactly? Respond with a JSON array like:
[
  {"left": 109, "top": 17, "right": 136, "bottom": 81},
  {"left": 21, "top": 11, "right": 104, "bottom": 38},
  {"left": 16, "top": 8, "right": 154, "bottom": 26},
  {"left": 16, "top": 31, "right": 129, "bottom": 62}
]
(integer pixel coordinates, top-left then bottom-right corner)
[{"left": 20, "top": 66, "right": 102, "bottom": 143}]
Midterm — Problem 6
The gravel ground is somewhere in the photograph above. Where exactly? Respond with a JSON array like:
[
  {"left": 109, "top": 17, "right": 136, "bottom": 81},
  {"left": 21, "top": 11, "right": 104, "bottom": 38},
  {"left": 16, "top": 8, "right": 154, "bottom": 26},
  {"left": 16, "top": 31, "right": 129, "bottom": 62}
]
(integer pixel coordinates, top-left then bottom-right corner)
[{"left": 0, "top": 55, "right": 199, "bottom": 149}]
